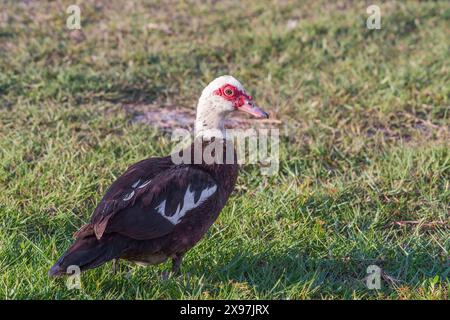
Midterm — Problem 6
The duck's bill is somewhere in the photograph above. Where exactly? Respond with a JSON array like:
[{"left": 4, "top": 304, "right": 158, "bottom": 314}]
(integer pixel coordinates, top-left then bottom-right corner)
[{"left": 238, "top": 103, "right": 269, "bottom": 119}]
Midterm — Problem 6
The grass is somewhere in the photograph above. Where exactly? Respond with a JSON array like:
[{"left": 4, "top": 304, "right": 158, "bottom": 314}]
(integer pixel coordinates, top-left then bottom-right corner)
[{"left": 0, "top": 0, "right": 449, "bottom": 299}]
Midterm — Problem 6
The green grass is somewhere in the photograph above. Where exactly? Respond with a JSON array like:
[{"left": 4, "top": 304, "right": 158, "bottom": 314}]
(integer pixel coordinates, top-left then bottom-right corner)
[{"left": 0, "top": 0, "right": 449, "bottom": 299}]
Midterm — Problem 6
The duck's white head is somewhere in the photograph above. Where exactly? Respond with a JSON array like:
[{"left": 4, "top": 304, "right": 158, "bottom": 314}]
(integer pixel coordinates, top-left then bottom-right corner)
[{"left": 195, "top": 75, "right": 268, "bottom": 139}]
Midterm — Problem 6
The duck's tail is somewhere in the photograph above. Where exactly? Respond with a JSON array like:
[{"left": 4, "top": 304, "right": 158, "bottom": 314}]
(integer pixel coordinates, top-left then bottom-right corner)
[{"left": 48, "top": 233, "right": 127, "bottom": 277}]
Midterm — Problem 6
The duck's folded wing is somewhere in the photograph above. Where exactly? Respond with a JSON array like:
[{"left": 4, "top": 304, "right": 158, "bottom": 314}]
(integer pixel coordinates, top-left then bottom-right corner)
[
  {"left": 89, "top": 165, "right": 218, "bottom": 241},
  {"left": 87, "top": 156, "right": 173, "bottom": 239}
]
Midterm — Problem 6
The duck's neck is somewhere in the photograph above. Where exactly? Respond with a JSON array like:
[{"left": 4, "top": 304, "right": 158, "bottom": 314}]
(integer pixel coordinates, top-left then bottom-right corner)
[{"left": 194, "top": 100, "right": 227, "bottom": 141}]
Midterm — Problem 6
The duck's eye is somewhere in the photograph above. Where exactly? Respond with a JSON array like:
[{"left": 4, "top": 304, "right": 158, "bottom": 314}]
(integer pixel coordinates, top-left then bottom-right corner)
[{"left": 224, "top": 88, "right": 234, "bottom": 96}]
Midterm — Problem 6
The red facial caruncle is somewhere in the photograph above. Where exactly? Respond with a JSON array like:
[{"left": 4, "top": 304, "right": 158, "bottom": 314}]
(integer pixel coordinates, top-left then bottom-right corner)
[
  {"left": 213, "top": 84, "right": 269, "bottom": 119},
  {"left": 213, "top": 84, "right": 251, "bottom": 108}
]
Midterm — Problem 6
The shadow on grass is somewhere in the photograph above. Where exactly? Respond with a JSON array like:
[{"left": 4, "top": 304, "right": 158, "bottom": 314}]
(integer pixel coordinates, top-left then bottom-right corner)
[
  {"left": 204, "top": 247, "right": 448, "bottom": 298},
  {"left": 33, "top": 244, "right": 448, "bottom": 299},
  {"left": 205, "top": 248, "right": 370, "bottom": 298}
]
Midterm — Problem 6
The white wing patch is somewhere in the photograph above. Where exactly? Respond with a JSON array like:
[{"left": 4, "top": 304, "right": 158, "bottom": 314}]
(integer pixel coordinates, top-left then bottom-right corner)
[
  {"left": 156, "top": 184, "right": 217, "bottom": 225},
  {"left": 137, "top": 179, "right": 152, "bottom": 189},
  {"left": 132, "top": 179, "right": 141, "bottom": 188},
  {"left": 124, "top": 179, "right": 151, "bottom": 201},
  {"left": 123, "top": 190, "right": 135, "bottom": 201}
]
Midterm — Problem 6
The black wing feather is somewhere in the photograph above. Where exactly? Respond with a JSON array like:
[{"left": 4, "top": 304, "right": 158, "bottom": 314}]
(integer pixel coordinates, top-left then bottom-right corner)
[{"left": 85, "top": 157, "right": 217, "bottom": 241}]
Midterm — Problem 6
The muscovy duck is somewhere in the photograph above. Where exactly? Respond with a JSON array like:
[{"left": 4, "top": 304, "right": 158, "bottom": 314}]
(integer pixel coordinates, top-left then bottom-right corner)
[{"left": 48, "top": 75, "right": 268, "bottom": 276}]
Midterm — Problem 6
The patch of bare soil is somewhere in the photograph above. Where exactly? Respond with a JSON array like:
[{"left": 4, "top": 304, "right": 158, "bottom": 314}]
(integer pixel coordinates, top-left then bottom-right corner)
[
  {"left": 124, "top": 103, "right": 282, "bottom": 133},
  {"left": 392, "top": 220, "right": 449, "bottom": 230},
  {"left": 365, "top": 111, "right": 450, "bottom": 143}
]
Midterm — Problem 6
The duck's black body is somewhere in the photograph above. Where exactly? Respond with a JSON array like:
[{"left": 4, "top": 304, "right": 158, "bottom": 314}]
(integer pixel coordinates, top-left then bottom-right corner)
[{"left": 49, "top": 139, "right": 238, "bottom": 276}]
